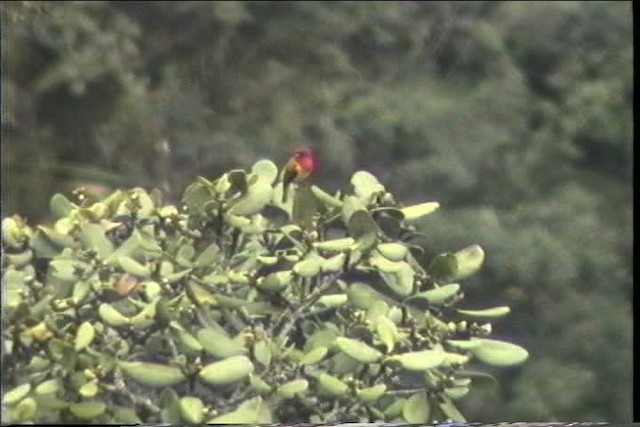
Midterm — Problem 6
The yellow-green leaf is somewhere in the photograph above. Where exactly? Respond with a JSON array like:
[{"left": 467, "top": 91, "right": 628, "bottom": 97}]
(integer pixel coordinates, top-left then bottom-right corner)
[
  {"left": 199, "top": 355, "right": 254, "bottom": 385},
  {"left": 335, "top": 336, "right": 382, "bottom": 364},
  {"left": 74, "top": 321, "right": 95, "bottom": 351},
  {"left": 119, "top": 361, "right": 186, "bottom": 388}
]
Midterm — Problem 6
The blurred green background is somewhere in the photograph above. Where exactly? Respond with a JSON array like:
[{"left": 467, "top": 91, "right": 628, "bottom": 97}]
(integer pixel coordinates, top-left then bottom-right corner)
[{"left": 1, "top": 1, "right": 632, "bottom": 422}]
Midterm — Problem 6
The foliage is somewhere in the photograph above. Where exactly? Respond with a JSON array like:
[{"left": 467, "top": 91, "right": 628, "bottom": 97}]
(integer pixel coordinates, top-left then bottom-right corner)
[{"left": 1, "top": 163, "right": 527, "bottom": 423}]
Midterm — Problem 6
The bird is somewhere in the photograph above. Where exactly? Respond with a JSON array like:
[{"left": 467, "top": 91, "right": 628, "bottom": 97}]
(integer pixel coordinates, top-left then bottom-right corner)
[{"left": 280, "top": 147, "right": 316, "bottom": 203}]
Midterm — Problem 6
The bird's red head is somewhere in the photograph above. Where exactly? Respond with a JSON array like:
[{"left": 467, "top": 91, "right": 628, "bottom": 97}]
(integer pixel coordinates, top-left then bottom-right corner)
[{"left": 293, "top": 147, "right": 317, "bottom": 175}]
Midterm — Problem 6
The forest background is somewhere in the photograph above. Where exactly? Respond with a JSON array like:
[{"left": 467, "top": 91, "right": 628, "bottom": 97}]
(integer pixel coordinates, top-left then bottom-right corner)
[{"left": 1, "top": 1, "right": 632, "bottom": 422}]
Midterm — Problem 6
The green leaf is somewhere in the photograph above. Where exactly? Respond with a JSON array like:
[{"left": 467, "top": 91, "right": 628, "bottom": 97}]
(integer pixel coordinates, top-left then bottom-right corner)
[
  {"left": 98, "top": 303, "right": 131, "bottom": 327},
  {"left": 438, "top": 395, "right": 466, "bottom": 422},
  {"left": 179, "top": 396, "right": 204, "bottom": 424},
  {"left": 316, "top": 372, "right": 349, "bottom": 397},
  {"left": 400, "top": 201, "right": 440, "bottom": 221},
  {"left": 182, "top": 180, "right": 215, "bottom": 213},
  {"left": 317, "top": 293, "right": 348, "bottom": 308},
  {"left": 258, "top": 270, "right": 293, "bottom": 292},
  {"left": 383, "top": 397, "right": 407, "bottom": 419},
  {"left": 78, "top": 381, "right": 98, "bottom": 397},
  {"left": 321, "top": 253, "right": 346, "bottom": 273},
  {"left": 356, "top": 383, "right": 387, "bottom": 402},
  {"left": 277, "top": 379, "right": 309, "bottom": 399},
  {"left": 199, "top": 355, "right": 254, "bottom": 385},
  {"left": 35, "top": 379, "right": 60, "bottom": 395},
  {"left": 406, "top": 283, "right": 460, "bottom": 307},
  {"left": 453, "top": 244, "right": 485, "bottom": 279},
  {"left": 403, "top": 392, "right": 430, "bottom": 423},
  {"left": 79, "top": 224, "right": 114, "bottom": 258},
  {"left": 313, "top": 237, "right": 355, "bottom": 252},
  {"left": 335, "top": 336, "right": 383, "bottom": 364},
  {"left": 301, "top": 346, "right": 329, "bottom": 365},
  {"left": 469, "top": 339, "right": 529, "bottom": 366},
  {"left": 377, "top": 242, "right": 408, "bottom": 261},
  {"left": 444, "top": 386, "right": 469, "bottom": 400},
  {"left": 251, "top": 159, "right": 279, "bottom": 185},
  {"left": 292, "top": 185, "right": 321, "bottom": 225},
  {"left": 68, "top": 401, "right": 106, "bottom": 420},
  {"left": 446, "top": 339, "right": 484, "bottom": 350},
  {"left": 117, "top": 256, "right": 151, "bottom": 278},
  {"left": 72, "top": 280, "right": 92, "bottom": 305},
  {"left": 170, "top": 323, "right": 204, "bottom": 353},
  {"left": 50, "top": 193, "right": 75, "bottom": 219},
  {"left": 293, "top": 256, "right": 322, "bottom": 278},
  {"left": 207, "top": 396, "right": 272, "bottom": 423},
  {"left": 112, "top": 406, "right": 142, "bottom": 424},
  {"left": 376, "top": 316, "right": 399, "bottom": 353},
  {"left": 351, "top": 170, "right": 385, "bottom": 202},
  {"left": 249, "top": 374, "right": 273, "bottom": 395},
  {"left": 13, "top": 397, "right": 38, "bottom": 422},
  {"left": 387, "top": 349, "right": 445, "bottom": 371},
  {"left": 228, "top": 181, "right": 272, "bottom": 216},
  {"left": 194, "top": 243, "right": 221, "bottom": 267},
  {"left": 347, "top": 210, "right": 378, "bottom": 251},
  {"left": 2, "top": 383, "right": 31, "bottom": 405},
  {"left": 74, "top": 321, "right": 95, "bottom": 351},
  {"left": 310, "top": 185, "right": 343, "bottom": 208},
  {"left": 119, "top": 361, "right": 186, "bottom": 388},
  {"left": 253, "top": 340, "right": 271, "bottom": 367},
  {"left": 197, "top": 328, "right": 246, "bottom": 359},
  {"left": 457, "top": 306, "right": 511, "bottom": 318},
  {"left": 346, "top": 282, "right": 386, "bottom": 310}
]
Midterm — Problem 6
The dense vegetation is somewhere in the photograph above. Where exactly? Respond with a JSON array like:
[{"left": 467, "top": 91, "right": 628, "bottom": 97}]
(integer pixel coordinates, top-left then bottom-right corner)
[{"left": 2, "top": 1, "right": 632, "bottom": 422}]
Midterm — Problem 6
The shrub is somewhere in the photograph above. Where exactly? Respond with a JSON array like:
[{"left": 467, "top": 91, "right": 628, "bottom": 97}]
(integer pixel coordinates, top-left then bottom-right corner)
[{"left": 1, "top": 158, "right": 527, "bottom": 423}]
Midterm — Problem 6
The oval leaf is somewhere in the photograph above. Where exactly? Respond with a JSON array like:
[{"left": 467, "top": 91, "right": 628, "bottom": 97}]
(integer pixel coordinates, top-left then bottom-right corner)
[
  {"left": 453, "top": 244, "right": 485, "bottom": 279},
  {"left": 74, "top": 321, "right": 95, "bottom": 351},
  {"left": 403, "top": 392, "right": 430, "bottom": 423},
  {"left": 470, "top": 339, "right": 529, "bottom": 366},
  {"left": 199, "top": 355, "right": 254, "bottom": 385},
  {"left": 335, "top": 336, "right": 383, "bottom": 364},
  {"left": 401, "top": 202, "right": 439, "bottom": 221},
  {"left": 387, "top": 349, "right": 445, "bottom": 371},
  {"left": 119, "top": 361, "right": 186, "bottom": 388}
]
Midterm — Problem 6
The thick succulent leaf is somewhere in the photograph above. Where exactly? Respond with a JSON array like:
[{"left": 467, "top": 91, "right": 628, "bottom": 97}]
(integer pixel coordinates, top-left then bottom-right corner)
[
  {"left": 335, "top": 336, "right": 383, "bottom": 364},
  {"left": 403, "top": 392, "right": 430, "bottom": 423},
  {"left": 469, "top": 339, "right": 529, "bottom": 366},
  {"left": 74, "top": 322, "right": 95, "bottom": 351},
  {"left": 228, "top": 181, "right": 272, "bottom": 216},
  {"left": 356, "top": 383, "right": 387, "bottom": 402},
  {"left": 453, "top": 244, "right": 485, "bottom": 280},
  {"left": 199, "top": 355, "right": 254, "bottom": 385},
  {"left": 457, "top": 306, "right": 511, "bottom": 318},
  {"left": 68, "top": 401, "right": 106, "bottom": 420},
  {"left": 351, "top": 170, "right": 385, "bottom": 202},
  {"left": 50, "top": 193, "right": 75, "bottom": 219},
  {"left": 377, "top": 242, "right": 408, "bottom": 261},
  {"left": 179, "top": 396, "right": 204, "bottom": 423},
  {"left": 277, "top": 379, "right": 309, "bottom": 399},
  {"left": 207, "top": 396, "right": 272, "bottom": 423},
  {"left": 310, "top": 185, "right": 343, "bottom": 208},
  {"left": 406, "top": 283, "right": 460, "bottom": 308},
  {"left": 197, "top": 328, "right": 246, "bottom": 359},
  {"left": 387, "top": 349, "right": 445, "bottom": 371},
  {"left": 251, "top": 159, "right": 279, "bottom": 185},
  {"left": 119, "top": 361, "right": 186, "bottom": 388},
  {"left": 400, "top": 201, "right": 440, "bottom": 221}
]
